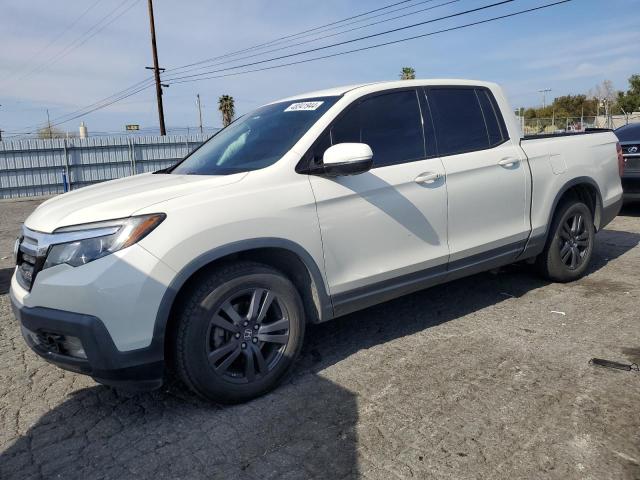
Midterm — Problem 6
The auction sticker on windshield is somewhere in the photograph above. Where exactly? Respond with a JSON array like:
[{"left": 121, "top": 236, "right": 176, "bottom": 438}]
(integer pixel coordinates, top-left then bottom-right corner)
[{"left": 284, "top": 101, "right": 324, "bottom": 112}]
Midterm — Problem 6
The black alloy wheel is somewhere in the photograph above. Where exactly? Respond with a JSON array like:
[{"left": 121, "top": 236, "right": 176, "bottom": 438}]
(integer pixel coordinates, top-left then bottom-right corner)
[
  {"left": 174, "top": 262, "right": 305, "bottom": 403},
  {"left": 536, "top": 200, "right": 594, "bottom": 282},
  {"left": 557, "top": 212, "right": 590, "bottom": 270},
  {"left": 206, "top": 287, "right": 290, "bottom": 383}
]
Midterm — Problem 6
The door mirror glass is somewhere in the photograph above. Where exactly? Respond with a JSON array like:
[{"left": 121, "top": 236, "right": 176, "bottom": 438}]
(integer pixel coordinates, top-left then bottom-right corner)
[{"left": 322, "top": 143, "right": 373, "bottom": 176}]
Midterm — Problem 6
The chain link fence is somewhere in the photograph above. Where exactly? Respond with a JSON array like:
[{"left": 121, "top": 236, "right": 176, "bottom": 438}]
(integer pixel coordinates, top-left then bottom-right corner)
[{"left": 519, "top": 113, "right": 640, "bottom": 136}]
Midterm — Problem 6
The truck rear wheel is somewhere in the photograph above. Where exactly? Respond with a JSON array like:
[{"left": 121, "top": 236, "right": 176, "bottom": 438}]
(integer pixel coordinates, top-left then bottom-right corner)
[
  {"left": 536, "top": 200, "right": 594, "bottom": 282},
  {"left": 174, "top": 262, "right": 305, "bottom": 403}
]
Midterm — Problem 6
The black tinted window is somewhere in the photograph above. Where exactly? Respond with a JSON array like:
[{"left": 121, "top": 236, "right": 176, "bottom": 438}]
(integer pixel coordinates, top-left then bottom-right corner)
[
  {"left": 331, "top": 90, "right": 425, "bottom": 167},
  {"left": 428, "top": 88, "right": 489, "bottom": 156},
  {"left": 477, "top": 89, "right": 505, "bottom": 145}
]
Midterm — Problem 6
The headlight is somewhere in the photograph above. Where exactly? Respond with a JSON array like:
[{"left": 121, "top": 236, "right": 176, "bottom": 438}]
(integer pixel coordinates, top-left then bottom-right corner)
[{"left": 43, "top": 213, "right": 165, "bottom": 269}]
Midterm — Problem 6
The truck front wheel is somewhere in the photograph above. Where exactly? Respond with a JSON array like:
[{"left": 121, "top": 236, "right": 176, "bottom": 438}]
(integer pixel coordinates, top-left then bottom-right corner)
[
  {"left": 174, "top": 262, "right": 305, "bottom": 403},
  {"left": 537, "top": 200, "right": 595, "bottom": 282}
]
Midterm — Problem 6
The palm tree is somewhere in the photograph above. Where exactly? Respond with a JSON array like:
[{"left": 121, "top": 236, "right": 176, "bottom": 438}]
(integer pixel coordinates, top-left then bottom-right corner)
[
  {"left": 399, "top": 67, "right": 416, "bottom": 80},
  {"left": 218, "top": 94, "right": 235, "bottom": 127}
]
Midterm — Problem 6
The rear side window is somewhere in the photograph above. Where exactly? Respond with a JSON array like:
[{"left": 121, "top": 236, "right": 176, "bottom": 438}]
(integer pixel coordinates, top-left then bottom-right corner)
[
  {"left": 330, "top": 90, "right": 426, "bottom": 168},
  {"left": 427, "top": 87, "right": 506, "bottom": 156},
  {"left": 477, "top": 89, "right": 505, "bottom": 146}
]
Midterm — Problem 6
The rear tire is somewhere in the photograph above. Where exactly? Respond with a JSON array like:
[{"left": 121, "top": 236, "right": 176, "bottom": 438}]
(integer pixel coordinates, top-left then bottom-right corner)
[
  {"left": 174, "top": 262, "right": 305, "bottom": 404},
  {"left": 536, "top": 200, "right": 594, "bottom": 282}
]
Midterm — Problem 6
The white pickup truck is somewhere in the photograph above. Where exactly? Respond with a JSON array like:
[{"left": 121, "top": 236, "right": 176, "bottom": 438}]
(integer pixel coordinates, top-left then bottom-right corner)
[{"left": 11, "top": 79, "right": 624, "bottom": 403}]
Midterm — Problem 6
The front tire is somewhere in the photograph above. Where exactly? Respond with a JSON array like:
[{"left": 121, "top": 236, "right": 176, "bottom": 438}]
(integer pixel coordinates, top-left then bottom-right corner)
[
  {"left": 536, "top": 200, "right": 595, "bottom": 282},
  {"left": 174, "top": 262, "right": 305, "bottom": 403}
]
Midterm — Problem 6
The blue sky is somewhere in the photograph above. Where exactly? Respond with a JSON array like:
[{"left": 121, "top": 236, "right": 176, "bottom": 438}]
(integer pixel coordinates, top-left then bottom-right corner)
[{"left": 1, "top": 0, "right": 639, "bottom": 136}]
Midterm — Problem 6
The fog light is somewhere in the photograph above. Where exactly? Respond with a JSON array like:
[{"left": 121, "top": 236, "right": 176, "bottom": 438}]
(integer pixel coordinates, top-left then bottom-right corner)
[
  {"left": 61, "top": 336, "right": 87, "bottom": 359},
  {"left": 21, "top": 326, "right": 87, "bottom": 359}
]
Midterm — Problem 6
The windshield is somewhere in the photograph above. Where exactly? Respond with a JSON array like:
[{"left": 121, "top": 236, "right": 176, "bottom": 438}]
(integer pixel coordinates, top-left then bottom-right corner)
[
  {"left": 615, "top": 123, "right": 640, "bottom": 142},
  {"left": 171, "top": 97, "right": 339, "bottom": 175}
]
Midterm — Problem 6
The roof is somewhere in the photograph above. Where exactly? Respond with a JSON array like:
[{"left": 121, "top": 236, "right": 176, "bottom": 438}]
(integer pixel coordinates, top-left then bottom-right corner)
[{"left": 275, "top": 78, "right": 497, "bottom": 102}]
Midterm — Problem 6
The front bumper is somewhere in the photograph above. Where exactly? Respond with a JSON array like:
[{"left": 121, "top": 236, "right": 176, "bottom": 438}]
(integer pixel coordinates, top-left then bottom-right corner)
[{"left": 11, "top": 291, "right": 164, "bottom": 391}]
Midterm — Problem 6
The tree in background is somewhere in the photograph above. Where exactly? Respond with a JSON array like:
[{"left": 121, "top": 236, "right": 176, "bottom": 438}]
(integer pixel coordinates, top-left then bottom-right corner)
[
  {"left": 617, "top": 74, "right": 640, "bottom": 114},
  {"left": 399, "top": 67, "right": 416, "bottom": 80},
  {"left": 37, "top": 126, "right": 67, "bottom": 139},
  {"left": 522, "top": 95, "right": 597, "bottom": 119},
  {"left": 588, "top": 79, "right": 619, "bottom": 115},
  {"left": 218, "top": 95, "right": 235, "bottom": 127}
]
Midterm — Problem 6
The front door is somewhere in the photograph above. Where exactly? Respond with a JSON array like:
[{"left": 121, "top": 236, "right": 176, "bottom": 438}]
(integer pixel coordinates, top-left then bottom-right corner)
[{"left": 306, "top": 89, "right": 449, "bottom": 313}]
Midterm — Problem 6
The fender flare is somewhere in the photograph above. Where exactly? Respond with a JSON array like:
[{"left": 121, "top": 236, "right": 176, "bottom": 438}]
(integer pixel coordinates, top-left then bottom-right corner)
[
  {"left": 149, "top": 238, "right": 333, "bottom": 356},
  {"left": 548, "top": 176, "right": 603, "bottom": 230},
  {"left": 521, "top": 176, "right": 603, "bottom": 258}
]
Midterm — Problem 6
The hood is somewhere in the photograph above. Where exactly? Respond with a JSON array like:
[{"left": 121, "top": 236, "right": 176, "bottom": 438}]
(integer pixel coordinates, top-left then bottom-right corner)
[{"left": 25, "top": 172, "right": 247, "bottom": 233}]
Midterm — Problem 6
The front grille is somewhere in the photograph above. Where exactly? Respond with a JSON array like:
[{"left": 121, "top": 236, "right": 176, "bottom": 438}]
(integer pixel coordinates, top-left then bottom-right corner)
[
  {"left": 15, "top": 229, "right": 48, "bottom": 291},
  {"left": 623, "top": 143, "right": 639, "bottom": 155}
]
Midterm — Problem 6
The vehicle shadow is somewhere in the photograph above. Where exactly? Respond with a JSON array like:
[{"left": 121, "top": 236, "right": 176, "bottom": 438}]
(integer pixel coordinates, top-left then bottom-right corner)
[
  {"left": 0, "top": 373, "right": 359, "bottom": 479},
  {"left": 0, "top": 228, "right": 638, "bottom": 479}
]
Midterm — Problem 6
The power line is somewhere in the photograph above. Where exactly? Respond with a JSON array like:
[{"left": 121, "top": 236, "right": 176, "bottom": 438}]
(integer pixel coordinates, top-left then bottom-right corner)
[
  {"left": 15, "top": 78, "right": 156, "bottom": 133},
  {"left": 7, "top": 0, "right": 427, "bottom": 131},
  {"left": 167, "top": 0, "right": 572, "bottom": 86},
  {"left": 38, "top": 83, "right": 156, "bottom": 131},
  {"left": 163, "top": 0, "right": 516, "bottom": 83},
  {"left": 10, "top": 0, "right": 571, "bottom": 131},
  {"left": 9, "top": 0, "right": 140, "bottom": 85},
  {"left": 165, "top": 0, "right": 420, "bottom": 74},
  {"left": 163, "top": 0, "right": 441, "bottom": 75},
  {"left": 0, "top": 0, "right": 101, "bottom": 84},
  {"left": 8, "top": 0, "right": 449, "bottom": 132},
  {"left": 41, "top": 0, "right": 502, "bottom": 129},
  {"left": 167, "top": 0, "right": 460, "bottom": 78}
]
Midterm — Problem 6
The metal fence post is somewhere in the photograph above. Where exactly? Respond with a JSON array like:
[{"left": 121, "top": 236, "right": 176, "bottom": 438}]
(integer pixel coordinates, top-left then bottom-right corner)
[
  {"left": 63, "top": 139, "right": 71, "bottom": 191},
  {"left": 128, "top": 138, "right": 136, "bottom": 175}
]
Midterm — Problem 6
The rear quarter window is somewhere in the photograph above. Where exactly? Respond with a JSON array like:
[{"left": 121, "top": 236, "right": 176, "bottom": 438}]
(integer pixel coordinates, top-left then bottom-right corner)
[{"left": 426, "top": 87, "right": 507, "bottom": 156}]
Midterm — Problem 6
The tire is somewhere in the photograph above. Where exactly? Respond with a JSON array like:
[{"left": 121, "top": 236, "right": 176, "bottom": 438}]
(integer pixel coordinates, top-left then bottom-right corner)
[
  {"left": 536, "top": 200, "right": 595, "bottom": 282},
  {"left": 174, "top": 262, "right": 305, "bottom": 404}
]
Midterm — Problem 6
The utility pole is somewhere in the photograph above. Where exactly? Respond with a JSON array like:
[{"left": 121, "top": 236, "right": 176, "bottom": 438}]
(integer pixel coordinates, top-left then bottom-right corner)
[
  {"left": 538, "top": 88, "right": 551, "bottom": 109},
  {"left": 146, "top": 0, "right": 166, "bottom": 135},
  {"left": 0, "top": 104, "right": 3, "bottom": 142},
  {"left": 196, "top": 94, "right": 203, "bottom": 135},
  {"left": 46, "top": 109, "right": 52, "bottom": 139}
]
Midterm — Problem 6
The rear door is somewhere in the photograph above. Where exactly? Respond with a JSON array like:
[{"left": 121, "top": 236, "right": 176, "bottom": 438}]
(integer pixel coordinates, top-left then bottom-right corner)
[
  {"left": 305, "top": 89, "right": 449, "bottom": 308},
  {"left": 425, "top": 86, "right": 529, "bottom": 266}
]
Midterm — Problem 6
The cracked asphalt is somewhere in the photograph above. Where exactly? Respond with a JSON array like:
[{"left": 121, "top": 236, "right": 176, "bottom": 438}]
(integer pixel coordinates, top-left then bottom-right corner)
[{"left": 1, "top": 198, "right": 639, "bottom": 480}]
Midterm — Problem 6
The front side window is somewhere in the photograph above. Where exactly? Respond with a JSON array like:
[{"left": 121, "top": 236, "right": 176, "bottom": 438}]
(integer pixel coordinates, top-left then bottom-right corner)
[
  {"left": 312, "top": 90, "right": 426, "bottom": 169},
  {"left": 172, "top": 97, "right": 339, "bottom": 175},
  {"left": 428, "top": 88, "right": 490, "bottom": 156}
]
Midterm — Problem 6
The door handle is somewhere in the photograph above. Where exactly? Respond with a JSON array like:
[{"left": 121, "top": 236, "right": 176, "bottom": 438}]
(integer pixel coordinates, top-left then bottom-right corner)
[
  {"left": 498, "top": 157, "right": 519, "bottom": 168},
  {"left": 415, "top": 172, "right": 443, "bottom": 184}
]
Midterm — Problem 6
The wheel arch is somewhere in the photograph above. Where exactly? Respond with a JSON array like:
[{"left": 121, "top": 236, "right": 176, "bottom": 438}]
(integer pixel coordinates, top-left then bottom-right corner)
[
  {"left": 549, "top": 177, "right": 603, "bottom": 232},
  {"left": 154, "top": 238, "right": 333, "bottom": 365},
  {"left": 520, "top": 176, "right": 603, "bottom": 260}
]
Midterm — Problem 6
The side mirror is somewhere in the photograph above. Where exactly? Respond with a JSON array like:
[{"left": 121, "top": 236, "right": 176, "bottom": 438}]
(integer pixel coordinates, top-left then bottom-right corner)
[{"left": 322, "top": 143, "right": 373, "bottom": 176}]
